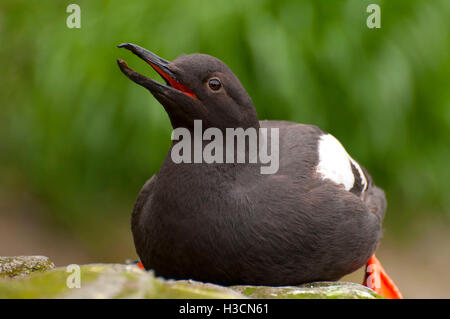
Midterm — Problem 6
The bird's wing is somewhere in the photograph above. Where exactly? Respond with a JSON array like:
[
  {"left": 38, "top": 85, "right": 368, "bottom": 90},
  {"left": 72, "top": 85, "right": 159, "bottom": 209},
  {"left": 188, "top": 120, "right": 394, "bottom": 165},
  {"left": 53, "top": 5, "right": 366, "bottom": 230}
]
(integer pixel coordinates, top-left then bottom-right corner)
[
  {"left": 260, "top": 120, "right": 386, "bottom": 221},
  {"left": 315, "top": 133, "right": 369, "bottom": 198}
]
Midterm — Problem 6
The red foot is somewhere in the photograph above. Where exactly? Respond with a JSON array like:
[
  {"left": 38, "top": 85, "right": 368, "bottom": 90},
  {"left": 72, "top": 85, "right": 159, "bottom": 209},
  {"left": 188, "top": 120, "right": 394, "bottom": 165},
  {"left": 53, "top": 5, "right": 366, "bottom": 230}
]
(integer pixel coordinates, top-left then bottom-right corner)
[
  {"left": 136, "top": 261, "right": 145, "bottom": 269},
  {"left": 364, "top": 254, "right": 403, "bottom": 299}
]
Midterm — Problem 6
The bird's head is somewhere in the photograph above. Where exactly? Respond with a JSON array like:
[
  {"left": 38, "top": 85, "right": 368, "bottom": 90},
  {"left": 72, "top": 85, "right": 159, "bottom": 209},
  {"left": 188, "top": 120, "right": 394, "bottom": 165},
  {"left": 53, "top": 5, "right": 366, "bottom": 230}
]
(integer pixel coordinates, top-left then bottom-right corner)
[{"left": 117, "top": 43, "right": 258, "bottom": 131}]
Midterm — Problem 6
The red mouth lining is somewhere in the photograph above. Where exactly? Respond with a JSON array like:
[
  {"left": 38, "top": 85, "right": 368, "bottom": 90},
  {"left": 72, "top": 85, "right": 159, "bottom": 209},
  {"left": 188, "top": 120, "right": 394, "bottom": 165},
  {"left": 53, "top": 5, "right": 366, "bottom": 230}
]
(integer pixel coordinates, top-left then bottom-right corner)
[{"left": 148, "top": 62, "right": 197, "bottom": 98}]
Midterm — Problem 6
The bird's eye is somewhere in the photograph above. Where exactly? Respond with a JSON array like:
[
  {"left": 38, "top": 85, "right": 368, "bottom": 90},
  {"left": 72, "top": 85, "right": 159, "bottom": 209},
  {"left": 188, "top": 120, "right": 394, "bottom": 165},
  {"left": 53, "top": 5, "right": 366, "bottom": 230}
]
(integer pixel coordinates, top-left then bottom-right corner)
[{"left": 208, "top": 78, "right": 221, "bottom": 91}]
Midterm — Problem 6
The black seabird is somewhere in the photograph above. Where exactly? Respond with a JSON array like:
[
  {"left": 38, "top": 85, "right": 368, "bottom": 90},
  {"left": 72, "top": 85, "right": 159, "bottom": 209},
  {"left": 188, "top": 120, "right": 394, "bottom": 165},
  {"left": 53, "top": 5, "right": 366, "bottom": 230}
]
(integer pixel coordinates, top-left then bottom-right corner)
[{"left": 117, "top": 43, "right": 402, "bottom": 298}]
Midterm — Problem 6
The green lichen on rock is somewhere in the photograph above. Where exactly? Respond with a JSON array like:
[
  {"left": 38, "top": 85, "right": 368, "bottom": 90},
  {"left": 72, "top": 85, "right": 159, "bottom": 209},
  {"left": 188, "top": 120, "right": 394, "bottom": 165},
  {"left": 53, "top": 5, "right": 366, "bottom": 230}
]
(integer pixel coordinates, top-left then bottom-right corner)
[
  {"left": 0, "top": 259, "right": 382, "bottom": 299},
  {"left": 155, "top": 279, "right": 245, "bottom": 299},
  {"left": 232, "top": 282, "right": 383, "bottom": 299},
  {"left": 0, "top": 263, "right": 244, "bottom": 299},
  {"left": 0, "top": 256, "right": 55, "bottom": 279},
  {"left": 0, "top": 263, "right": 102, "bottom": 298}
]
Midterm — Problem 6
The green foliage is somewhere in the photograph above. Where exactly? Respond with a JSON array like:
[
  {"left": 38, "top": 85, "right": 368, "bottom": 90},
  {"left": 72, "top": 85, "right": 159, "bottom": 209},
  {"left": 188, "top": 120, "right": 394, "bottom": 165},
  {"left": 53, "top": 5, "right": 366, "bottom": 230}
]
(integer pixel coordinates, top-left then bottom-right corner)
[{"left": 1, "top": 0, "right": 449, "bottom": 231}]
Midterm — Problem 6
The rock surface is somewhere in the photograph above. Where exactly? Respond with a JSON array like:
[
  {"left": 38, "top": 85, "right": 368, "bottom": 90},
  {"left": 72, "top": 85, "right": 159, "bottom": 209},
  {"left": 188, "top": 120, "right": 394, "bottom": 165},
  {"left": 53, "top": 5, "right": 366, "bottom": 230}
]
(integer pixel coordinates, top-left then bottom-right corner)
[
  {"left": 232, "top": 282, "right": 381, "bottom": 299},
  {"left": 0, "top": 256, "right": 55, "bottom": 279},
  {"left": 0, "top": 257, "right": 382, "bottom": 299}
]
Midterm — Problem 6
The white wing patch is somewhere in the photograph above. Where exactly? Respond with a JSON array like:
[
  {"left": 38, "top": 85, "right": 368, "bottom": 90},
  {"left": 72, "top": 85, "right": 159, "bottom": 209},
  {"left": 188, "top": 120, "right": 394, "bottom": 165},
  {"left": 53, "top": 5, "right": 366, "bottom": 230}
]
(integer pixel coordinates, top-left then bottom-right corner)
[
  {"left": 316, "top": 134, "right": 367, "bottom": 192},
  {"left": 348, "top": 156, "right": 368, "bottom": 192}
]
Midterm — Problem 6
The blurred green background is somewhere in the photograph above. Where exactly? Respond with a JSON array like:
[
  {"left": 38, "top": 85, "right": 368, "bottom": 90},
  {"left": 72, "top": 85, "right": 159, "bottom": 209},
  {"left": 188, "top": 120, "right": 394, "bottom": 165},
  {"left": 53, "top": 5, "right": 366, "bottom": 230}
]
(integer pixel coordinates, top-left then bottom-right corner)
[{"left": 1, "top": 0, "right": 449, "bottom": 297}]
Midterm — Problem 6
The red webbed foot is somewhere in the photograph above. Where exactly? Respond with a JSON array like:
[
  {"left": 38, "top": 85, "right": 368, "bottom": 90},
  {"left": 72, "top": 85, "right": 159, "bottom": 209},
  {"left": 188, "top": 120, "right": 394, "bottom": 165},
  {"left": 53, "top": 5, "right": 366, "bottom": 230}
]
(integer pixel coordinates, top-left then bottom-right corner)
[{"left": 364, "top": 254, "right": 403, "bottom": 299}]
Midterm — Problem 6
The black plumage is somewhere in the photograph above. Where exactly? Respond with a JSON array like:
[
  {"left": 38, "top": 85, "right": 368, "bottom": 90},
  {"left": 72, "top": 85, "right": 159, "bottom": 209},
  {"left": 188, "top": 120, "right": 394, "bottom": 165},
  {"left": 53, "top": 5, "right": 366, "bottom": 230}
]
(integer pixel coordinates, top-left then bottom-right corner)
[{"left": 117, "top": 43, "right": 386, "bottom": 286}]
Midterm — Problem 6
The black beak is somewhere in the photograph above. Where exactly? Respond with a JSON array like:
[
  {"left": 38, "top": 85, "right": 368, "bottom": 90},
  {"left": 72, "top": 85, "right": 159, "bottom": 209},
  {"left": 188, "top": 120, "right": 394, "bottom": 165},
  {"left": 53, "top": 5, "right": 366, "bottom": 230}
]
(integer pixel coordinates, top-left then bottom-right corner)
[{"left": 117, "top": 43, "right": 196, "bottom": 98}]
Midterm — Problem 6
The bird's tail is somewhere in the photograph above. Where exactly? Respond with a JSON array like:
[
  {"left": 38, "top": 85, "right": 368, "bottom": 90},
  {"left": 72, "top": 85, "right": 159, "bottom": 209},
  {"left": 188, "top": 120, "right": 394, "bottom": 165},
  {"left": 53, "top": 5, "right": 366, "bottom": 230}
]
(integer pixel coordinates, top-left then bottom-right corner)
[{"left": 363, "top": 185, "right": 387, "bottom": 223}]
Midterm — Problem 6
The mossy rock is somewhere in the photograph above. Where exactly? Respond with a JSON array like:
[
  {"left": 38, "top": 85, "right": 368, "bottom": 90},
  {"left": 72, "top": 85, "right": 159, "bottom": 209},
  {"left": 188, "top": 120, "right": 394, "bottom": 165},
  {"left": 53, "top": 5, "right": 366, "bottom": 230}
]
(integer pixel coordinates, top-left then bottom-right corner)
[
  {"left": 0, "top": 263, "right": 243, "bottom": 299},
  {"left": 0, "top": 256, "right": 55, "bottom": 279},
  {"left": 0, "top": 258, "right": 382, "bottom": 299},
  {"left": 232, "top": 282, "right": 382, "bottom": 299}
]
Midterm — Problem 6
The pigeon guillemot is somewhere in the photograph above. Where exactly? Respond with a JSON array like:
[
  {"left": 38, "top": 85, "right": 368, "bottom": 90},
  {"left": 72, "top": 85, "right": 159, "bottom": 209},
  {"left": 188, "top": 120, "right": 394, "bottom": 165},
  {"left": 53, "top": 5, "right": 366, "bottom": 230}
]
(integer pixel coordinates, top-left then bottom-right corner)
[{"left": 117, "top": 43, "right": 402, "bottom": 298}]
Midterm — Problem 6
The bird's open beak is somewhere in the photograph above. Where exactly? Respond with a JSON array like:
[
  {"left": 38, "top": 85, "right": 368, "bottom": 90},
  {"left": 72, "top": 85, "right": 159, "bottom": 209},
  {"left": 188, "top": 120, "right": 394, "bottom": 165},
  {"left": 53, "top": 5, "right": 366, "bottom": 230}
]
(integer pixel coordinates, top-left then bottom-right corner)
[{"left": 117, "top": 43, "right": 196, "bottom": 98}]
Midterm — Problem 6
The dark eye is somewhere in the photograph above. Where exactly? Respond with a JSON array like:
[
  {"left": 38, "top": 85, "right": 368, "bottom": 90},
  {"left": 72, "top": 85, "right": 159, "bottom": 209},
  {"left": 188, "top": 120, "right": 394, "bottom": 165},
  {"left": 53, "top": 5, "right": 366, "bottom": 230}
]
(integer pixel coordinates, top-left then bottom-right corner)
[{"left": 208, "top": 78, "right": 221, "bottom": 91}]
